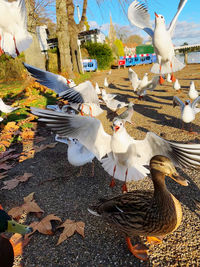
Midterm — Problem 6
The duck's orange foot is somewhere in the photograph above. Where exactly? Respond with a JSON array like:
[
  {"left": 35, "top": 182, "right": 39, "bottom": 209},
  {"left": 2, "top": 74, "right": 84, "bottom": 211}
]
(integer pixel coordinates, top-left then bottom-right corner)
[
  {"left": 159, "top": 75, "right": 165, "bottom": 85},
  {"left": 0, "top": 47, "right": 4, "bottom": 56},
  {"left": 146, "top": 236, "right": 163, "bottom": 245},
  {"left": 109, "top": 178, "right": 116, "bottom": 188},
  {"left": 122, "top": 183, "right": 128, "bottom": 193},
  {"left": 126, "top": 237, "right": 148, "bottom": 261},
  {"left": 171, "top": 74, "right": 176, "bottom": 83}
]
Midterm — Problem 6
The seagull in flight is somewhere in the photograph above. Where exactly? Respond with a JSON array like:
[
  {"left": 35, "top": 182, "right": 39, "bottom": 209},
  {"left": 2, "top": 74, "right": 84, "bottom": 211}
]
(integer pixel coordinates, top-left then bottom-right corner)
[
  {"left": 128, "top": 0, "right": 187, "bottom": 84},
  {"left": 31, "top": 107, "right": 200, "bottom": 192}
]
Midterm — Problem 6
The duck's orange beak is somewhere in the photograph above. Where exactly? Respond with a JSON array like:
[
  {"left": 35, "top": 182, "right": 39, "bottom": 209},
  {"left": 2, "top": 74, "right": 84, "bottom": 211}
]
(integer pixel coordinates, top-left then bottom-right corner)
[{"left": 155, "top": 12, "right": 159, "bottom": 18}]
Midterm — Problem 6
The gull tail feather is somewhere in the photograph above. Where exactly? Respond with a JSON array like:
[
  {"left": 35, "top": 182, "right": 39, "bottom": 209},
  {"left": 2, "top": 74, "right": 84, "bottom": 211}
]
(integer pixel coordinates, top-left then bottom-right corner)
[{"left": 151, "top": 56, "right": 185, "bottom": 74}]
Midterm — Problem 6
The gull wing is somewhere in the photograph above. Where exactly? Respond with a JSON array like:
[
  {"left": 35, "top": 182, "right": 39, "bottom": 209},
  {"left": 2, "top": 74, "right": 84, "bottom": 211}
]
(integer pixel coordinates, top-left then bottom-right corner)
[
  {"left": 168, "top": 0, "right": 188, "bottom": 36},
  {"left": 31, "top": 107, "right": 111, "bottom": 160},
  {"left": 129, "top": 132, "right": 200, "bottom": 168},
  {"left": 173, "top": 96, "right": 184, "bottom": 110},
  {"left": 192, "top": 96, "right": 200, "bottom": 114},
  {"left": 59, "top": 81, "right": 99, "bottom": 104},
  {"left": 128, "top": 0, "right": 154, "bottom": 38},
  {"left": 23, "top": 63, "right": 70, "bottom": 94},
  {"left": 146, "top": 76, "right": 160, "bottom": 91},
  {"left": 130, "top": 69, "right": 140, "bottom": 91}
]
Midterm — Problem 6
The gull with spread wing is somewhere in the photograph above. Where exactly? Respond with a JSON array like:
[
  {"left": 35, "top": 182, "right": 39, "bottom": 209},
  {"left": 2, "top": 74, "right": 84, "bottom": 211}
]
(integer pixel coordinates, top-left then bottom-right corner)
[
  {"left": 31, "top": 107, "right": 200, "bottom": 192},
  {"left": 128, "top": 0, "right": 187, "bottom": 84},
  {"left": 23, "top": 63, "right": 103, "bottom": 117},
  {"left": 173, "top": 96, "right": 200, "bottom": 133},
  {"left": 0, "top": 0, "right": 32, "bottom": 57}
]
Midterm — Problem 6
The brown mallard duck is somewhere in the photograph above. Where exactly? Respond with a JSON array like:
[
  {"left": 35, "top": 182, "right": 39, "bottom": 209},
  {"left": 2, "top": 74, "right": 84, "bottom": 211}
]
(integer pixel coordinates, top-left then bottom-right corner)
[{"left": 88, "top": 155, "right": 188, "bottom": 261}]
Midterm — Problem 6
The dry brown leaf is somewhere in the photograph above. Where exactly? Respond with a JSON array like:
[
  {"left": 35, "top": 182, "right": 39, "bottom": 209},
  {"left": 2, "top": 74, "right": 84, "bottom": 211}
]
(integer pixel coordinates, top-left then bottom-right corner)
[
  {"left": 34, "top": 136, "right": 46, "bottom": 143},
  {"left": 8, "top": 192, "right": 44, "bottom": 219},
  {"left": 29, "top": 214, "right": 62, "bottom": 235},
  {"left": 0, "top": 172, "right": 7, "bottom": 179},
  {"left": 0, "top": 149, "right": 15, "bottom": 159},
  {"left": 21, "top": 130, "right": 35, "bottom": 140},
  {"left": 34, "top": 142, "right": 57, "bottom": 153},
  {"left": 0, "top": 163, "right": 14, "bottom": 170},
  {"left": 57, "top": 219, "right": 85, "bottom": 245},
  {"left": 1, "top": 173, "right": 33, "bottom": 190}
]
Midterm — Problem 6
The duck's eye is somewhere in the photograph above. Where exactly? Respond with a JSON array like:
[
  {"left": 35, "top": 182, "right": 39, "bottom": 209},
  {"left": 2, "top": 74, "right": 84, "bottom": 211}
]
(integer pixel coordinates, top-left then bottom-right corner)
[
  {"left": 12, "top": 223, "right": 16, "bottom": 227},
  {"left": 161, "top": 16, "right": 163, "bottom": 19}
]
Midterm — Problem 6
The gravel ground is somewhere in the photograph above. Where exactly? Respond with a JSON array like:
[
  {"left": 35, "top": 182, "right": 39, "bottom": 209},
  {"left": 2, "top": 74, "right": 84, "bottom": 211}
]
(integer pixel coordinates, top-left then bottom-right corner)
[{"left": 1, "top": 64, "right": 200, "bottom": 266}]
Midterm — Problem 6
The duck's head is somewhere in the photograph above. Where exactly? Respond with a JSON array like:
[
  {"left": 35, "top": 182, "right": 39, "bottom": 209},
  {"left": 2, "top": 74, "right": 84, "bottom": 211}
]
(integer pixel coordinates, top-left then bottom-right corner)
[
  {"left": 0, "top": 208, "right": 32, "bottom": 234},
  {"left": 155, "top": 13, "right": 165, "bottom": 26},
  {"left": 150, "top": 155, "right": 188, "bottom": 186},
  {"left": 112, "top": 119, "right": 124, "bottom": 133}
]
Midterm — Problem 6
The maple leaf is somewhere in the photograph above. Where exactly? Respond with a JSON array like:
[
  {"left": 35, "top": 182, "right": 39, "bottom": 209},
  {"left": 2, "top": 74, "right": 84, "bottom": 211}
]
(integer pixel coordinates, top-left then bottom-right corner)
[
  {"left": 0, "top": 172, "right": 7, "bottom": 180},
  {"left": 29, "top": 214, "right": 62, "bottom": 235},
  {"left": 57, "top": 219, "right": 85, "bottom": 245},
  {"left": 34, "top": 142, "right": 57, "bottom": 153},
  {"left": 1, "top": 173, "right": 33, "bottom": 190},
  {"left": 8, "top": 192, "right": 44, "bottom": 219},
  {"left": 0, "top": 163, "right": 14, "bottom": 170}
]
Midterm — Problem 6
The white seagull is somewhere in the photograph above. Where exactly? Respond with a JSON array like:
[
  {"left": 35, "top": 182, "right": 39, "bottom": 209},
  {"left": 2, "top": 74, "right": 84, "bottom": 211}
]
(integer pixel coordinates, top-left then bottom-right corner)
[
  {"left": 114, "top": 103, "right": 134, "bottom": 125},
  {"left": 0, "top": 0, "right": 32, "bottom": 58},
  {"left": 130, "top": 70, "right": 159, "bottom": 97},
  {"left": 104, "top": 77, "right": 109, "bottom": 88},
  {"left": 173, "top": 96, "right": 200, "bottom": 132},
  {"left": 173, "top": 79, "right": 181, "bottom": 92},
  {"left": 128, "top": 0, "right": 186, "bottom": 84},
  {"left": 31, "top": 107, "right": 200, "bottom": 192},
  {"left": 166, "top": 73, "right": 172, "bottom": 83},
  {"left": 95, "top": 82, "right": 101, "bottom": 95},
  {"left": 23, "top": 63, "right": 103, "bottom": 116},
  {"left": 188, "top": 81, "right": 199, "bottom": 100},
  {"left": 0, "top": 98, "right": 18, "bottom": 114},
  {"left": 102, "top": 90, "right": 128, "bottom": 112}
]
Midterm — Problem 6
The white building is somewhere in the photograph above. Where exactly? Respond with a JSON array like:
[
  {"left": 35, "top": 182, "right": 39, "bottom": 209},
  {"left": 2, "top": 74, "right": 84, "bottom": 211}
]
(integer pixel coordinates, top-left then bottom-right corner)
[
  {"left": 36, "top": 25, "right": 49, "bottom": 51},
  {"left": 78, "top": 29, "right": 105, "bottom": 45}
]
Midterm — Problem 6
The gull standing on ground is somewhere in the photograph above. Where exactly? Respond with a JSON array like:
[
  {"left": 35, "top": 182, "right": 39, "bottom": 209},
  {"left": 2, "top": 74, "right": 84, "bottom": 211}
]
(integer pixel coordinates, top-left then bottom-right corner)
[
  {"left": 95, "top": 82, "right": 101, "bottom": 95},
  {"left": 173, "top": 96, "right": 200, "bottom": 132},
  {"left": 0, "top": 0, "right": 32, "bottom": 57},
  {"left": 166, "top": 73, "right": 172, "bottom": 83},
  {"left": 0, "top": 98, "right": 18, "bottom": 114},
  {"left": 173, "top": 79, "right": 181, "bottom": 92},
  {"left": 188, "top": 81, "right": 199, "bottom": 100},
  {"left": 23, "top": 63, "right": 103, "bottom": 117},
  {"left": 114, "top": 103, "right": 134, "bottom": 125},
  {"left": 128, "top": 0, "right": 187, "bottom": 84},
  {"left": 31, "top": 107, "right": 200, "bottom": 192},
  {"left": 102, "top": 90, "right": 128, "bottom": 112},
  {"left": 104, "top": 77, "right": 109, "bottom": 88}
]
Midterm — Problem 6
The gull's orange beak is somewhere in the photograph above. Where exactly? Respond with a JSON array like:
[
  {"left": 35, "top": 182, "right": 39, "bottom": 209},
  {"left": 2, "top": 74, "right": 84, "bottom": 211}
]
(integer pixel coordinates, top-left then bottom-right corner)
[
  {"left": 155, "top": 12, "right": 159, "bottom": 18},
  {"left": 114, "top": 126, "right": 120, "bottom": 132}
]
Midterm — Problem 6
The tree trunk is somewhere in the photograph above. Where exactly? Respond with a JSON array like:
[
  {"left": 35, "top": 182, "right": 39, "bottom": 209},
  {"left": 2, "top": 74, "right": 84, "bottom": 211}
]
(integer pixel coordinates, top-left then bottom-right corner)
[
  {"left": 66, "top": 0, "right": 87, "bottom": 73},
  {"left": 24, "top": 0, "right": 45, "bottom": 70},
  {"left": 56, "top": 0, "right": 73, "bottom": 76}
]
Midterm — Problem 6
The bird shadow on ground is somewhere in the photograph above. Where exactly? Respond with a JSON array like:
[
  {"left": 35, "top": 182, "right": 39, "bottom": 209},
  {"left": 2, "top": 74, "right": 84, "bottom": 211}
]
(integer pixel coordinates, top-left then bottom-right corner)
[{"left": 135, "top": 95, "right": 172, "bottom": 106}]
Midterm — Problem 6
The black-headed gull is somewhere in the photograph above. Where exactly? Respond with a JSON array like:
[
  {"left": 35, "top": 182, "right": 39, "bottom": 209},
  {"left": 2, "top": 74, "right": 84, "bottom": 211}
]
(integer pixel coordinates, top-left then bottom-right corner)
[
  {"left": 188, "top": 81, "right": 199, "bottom": 100},
  {"left": 24, "top": 63, "right": 103, "bottom": 116},
  {"left": 104, "top": 77, "right": 109, "bottom": 88},
  {"left": 128, "top": 0, "right": 186, "bottom": 84},
  {"left": 95, "top": 82, "right": 101, "bottom": 95},
  {"left": 0, "top": 0, "right": 32, "bottom": 58},
  {"left": 0, "top": 98, "right": 18, "bottom": 114},
  {"left": 173, "top": 79, "right": 181, "bottom": 92},
  {"left": 130, "top": 70, "right": 159, "bottom": 98},
  {"left": 173, "top": 96, "right": 200, "bottom": 132},
  {"left": 31, "top": 107, "right": 200, "bottom": 191},
  {"left": 114, "top": 103, "right": 134, "bottom": 125}
]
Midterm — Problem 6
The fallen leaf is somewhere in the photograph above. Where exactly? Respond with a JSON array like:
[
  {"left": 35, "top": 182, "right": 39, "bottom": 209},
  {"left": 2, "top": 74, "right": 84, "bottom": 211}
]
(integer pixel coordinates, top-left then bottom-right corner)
[
  {"left": 29, "top": 214, "right": 62, "bottom": 235},
  {"left": 8, "top": 192, "right": 44, "bottom": 219},
  {"left": 57, "top": 219, "right": 85, "bottom": 245},
  {"left": 1, "top": 173, "right": 33, "bottom": 190},
  {"left": 0, "top": 163, "right": 14, "bottom": 170},
  {"left": 0, "top": 172, "right": 7, "bottom": 179},
  {"left": 34, "top": 142, "right": 57, "bottom": 153}
]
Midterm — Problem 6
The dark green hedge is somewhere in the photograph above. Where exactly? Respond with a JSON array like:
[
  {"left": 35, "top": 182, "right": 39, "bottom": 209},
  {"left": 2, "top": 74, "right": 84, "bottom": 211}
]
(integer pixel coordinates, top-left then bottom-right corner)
[{"left": 83, "top": 42, "right": 113, "bottom": 70}]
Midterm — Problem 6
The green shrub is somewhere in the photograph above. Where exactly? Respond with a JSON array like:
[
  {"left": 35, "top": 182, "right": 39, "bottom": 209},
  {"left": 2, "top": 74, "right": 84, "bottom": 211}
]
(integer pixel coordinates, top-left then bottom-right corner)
[
  {"left": 113, "top": 39, "right": 124, "bottom": 58},
  {"left": 83, "top": 42, "right": 113, "bottom": 70}
]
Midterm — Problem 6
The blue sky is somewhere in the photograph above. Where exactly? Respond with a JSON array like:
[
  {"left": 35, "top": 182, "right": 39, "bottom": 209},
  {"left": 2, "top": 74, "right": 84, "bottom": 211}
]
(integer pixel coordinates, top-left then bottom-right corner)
[{"left": 74, "top": 0, "right": 200, "bottom": 46}]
